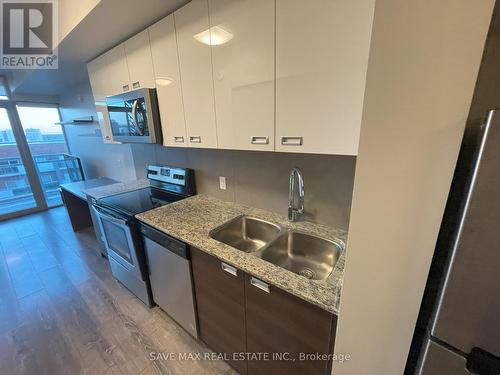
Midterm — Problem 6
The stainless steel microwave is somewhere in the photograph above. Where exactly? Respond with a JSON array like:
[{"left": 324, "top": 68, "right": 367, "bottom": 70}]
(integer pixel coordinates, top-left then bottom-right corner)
[{"left": 106, "top": 88, "right": 162, "bottom": 144}]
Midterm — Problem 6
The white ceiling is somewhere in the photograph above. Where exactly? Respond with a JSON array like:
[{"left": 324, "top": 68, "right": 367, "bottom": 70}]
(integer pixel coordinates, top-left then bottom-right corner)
[{"left": 1, "top": 0, "right": 190, "bottom": 97}]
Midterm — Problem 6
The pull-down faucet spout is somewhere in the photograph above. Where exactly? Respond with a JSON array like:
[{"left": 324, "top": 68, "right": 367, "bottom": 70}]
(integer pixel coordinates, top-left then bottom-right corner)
[{"left": 288, "top": 167, "right": 304, "bottom": 222}]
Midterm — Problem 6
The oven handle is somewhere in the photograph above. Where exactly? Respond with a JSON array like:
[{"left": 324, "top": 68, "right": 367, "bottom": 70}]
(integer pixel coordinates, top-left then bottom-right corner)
[
  {"left": 93, "top": 205, "right": 129, "bottom": 226},
  {"left": 131, "top": 99, "right": 143, "bottom": 136}
]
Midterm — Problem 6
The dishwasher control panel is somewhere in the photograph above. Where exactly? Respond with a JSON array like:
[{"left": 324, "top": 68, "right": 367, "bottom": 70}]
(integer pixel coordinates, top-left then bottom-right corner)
[{"left": 140, "top": 223, "right": 189, "bottom": 259}]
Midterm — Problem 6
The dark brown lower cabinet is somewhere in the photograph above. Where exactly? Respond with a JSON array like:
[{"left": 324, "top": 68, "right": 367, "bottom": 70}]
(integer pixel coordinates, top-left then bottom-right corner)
[
  {"left": 191, "top": 247, "right": 248, "bottom": 374},
  {"left": 60, "top": 188, "right": 93, "bottom": 231},
  {"left": 244, "top": 274, "right": 336, "bottom": 375},
  {"left": 191, "top": 247, "right": 336, "bottom": 375}
]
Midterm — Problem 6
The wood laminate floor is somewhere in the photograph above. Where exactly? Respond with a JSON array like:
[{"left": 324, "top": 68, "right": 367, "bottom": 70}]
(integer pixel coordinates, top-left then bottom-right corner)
[{"left": 0, "top": 207, "right": 237, "bottom": 375}]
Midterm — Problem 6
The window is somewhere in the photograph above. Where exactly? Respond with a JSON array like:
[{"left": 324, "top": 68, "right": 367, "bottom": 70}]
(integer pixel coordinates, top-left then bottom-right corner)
[
  {"left": 16, "top": 104, "right": 73, "bottom": 207},
  {"left": 16, "top": 105, "right": 67, "bottom": 155},
  {"left": 0, "top": 80, "right": 83, "bottom": 217},
  {"left": 0, "top": 76, "right": 10, "bottom": 101}
]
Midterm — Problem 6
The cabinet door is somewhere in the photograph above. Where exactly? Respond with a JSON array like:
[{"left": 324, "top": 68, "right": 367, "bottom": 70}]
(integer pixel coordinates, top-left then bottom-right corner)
[
  {"left": 87, "top": 54, "right": 108, "bottom": 103},
  {"left": 105, "top": 43, "right": 131, "bottom": 95},
  {"left": 275, "top": 0, "right": 373, "bottom": 155},
  {"left": 96, "top": 105, "right": 120, "bottom": 144},
  {"left": 149, "top": 15, "right": 187, "bottom": 147},
  {"left": 124, "top": 30, "right": 156, "bottom": 90},
  {"left": 245, "top": 274, "right": 336, "bottom": 375},
  {"left": 174, "top": 0, "right": 218, "bottom": 148},
  {"left": 191, "top": 248, "right": 247, "bottom": 374},
  {"left": 209, "top": 0, "right": 275, "bottom": 151}
]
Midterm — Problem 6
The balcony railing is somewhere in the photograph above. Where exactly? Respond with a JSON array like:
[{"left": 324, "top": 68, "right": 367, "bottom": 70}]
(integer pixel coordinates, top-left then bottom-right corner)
[{"left": 0, "top": 153, "right": 84, "bottom": 214}]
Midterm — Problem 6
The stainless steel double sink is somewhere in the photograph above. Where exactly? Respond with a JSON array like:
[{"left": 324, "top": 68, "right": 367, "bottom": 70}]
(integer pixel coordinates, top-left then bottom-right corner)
[{"left": 209, "top": 215, "right": 344, "bottom": 281}]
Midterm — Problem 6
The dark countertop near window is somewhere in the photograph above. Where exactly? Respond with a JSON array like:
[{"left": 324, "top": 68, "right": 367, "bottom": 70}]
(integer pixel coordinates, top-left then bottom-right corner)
[{"left": 60, "top": 177, "right": 118, "bottom": 201}]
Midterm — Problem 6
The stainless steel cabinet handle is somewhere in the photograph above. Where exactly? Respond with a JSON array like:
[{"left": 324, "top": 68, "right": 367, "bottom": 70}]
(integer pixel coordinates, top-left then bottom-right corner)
[
  {"left": 281, "top": 136, "right": 303, "bottom": 146},
  {"left": 250, "top": 277, "right": 270, "bottom": 293},
  {"left": 189, "top": 136, "right": 201, "bottom": 143},
  {"left": 132, "top": 81, "right": 140, "bottom": 89},
  {"left": 221, "top": 262, "right": 238, "bottom": 276},
  {"left": 251, "top": 136, "right": 269, "bottom": 145},
  {"left": 174, "top": 136, "right": 185, "bottom": 143},
  {"left": 122, "top": 84, "right": 130, "bottom": 92}
]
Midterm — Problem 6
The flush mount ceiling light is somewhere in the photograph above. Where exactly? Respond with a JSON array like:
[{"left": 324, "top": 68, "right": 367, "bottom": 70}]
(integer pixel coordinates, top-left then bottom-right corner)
[
  {"left": 194, "top": 25, "right": 234, "bottom": 46},
  {"left": 155, "top": 78, "right": 174, "bottom": 86}
]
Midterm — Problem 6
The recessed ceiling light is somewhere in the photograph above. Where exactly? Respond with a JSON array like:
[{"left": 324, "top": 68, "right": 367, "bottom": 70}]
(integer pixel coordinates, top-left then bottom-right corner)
[{"left": 194, "top": 25, "right": 234, "bottom": 46}]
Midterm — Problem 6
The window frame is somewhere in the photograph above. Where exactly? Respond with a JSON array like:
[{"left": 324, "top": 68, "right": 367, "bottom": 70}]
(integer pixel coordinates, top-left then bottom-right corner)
[{"left": 0, "top": 76, "right": 72, "bottom": 220}]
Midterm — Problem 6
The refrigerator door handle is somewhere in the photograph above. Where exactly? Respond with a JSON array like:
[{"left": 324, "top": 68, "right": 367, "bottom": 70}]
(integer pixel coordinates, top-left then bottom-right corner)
[
  {"left": 467, "top": 347, "right": 500, "bottom": 375},
  {"left": 429, "top": 109, "right": 500, "bottom": 358}
]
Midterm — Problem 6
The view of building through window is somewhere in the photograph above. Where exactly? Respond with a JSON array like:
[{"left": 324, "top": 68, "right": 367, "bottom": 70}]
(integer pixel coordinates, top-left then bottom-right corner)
[
  {"left": 0, "top": 104, "right": 82, "bottom": 215},
  {"left": 15, "top": 105, "right": 67, "bottom": 155},
  {"left": 0, "top": 108, "right": 37, "bottom": 214}
]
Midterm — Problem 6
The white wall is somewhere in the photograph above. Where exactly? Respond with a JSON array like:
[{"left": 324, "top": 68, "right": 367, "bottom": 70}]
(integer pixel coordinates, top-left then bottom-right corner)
[
  {"left": 333, "top": 1, "right": 495, "bottom": 374},
  {"left": 58, "top": 0, "right": 101, "bottom": 42},
  {"left": 59, "top": 80, "right": 137, "bottom": 182}
]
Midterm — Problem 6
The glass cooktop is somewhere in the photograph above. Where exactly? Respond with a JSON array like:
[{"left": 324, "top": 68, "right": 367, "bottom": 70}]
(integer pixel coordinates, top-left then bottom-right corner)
[{"left": 97, "top": 187, "right": 182, "bottom": 217}]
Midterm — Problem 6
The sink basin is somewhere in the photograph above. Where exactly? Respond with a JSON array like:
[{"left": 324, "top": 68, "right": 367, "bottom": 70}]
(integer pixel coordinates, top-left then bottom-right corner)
[
  {"left": 259, "top": 231, "right": 343, "bottom": 280},
  {"left": 210, "top": 216, "right": 281, "bottom": 253}
]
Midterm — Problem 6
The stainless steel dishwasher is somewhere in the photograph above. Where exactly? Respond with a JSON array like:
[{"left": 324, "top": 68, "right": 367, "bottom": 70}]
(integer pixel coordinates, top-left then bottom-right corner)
[{"left": 140, "top": 223, "right": 198, "bottom": 338}]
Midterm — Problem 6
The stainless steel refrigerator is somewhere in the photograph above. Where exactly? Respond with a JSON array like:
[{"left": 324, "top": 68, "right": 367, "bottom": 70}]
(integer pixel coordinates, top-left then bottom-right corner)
[{"left": 416, "top": 109, "right": 500, "bottom": 374}]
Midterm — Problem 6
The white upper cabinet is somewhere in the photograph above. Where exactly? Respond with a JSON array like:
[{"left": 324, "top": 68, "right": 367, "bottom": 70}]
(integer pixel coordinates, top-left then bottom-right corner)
[
  {"left": 124, "top": 30, "right": 156, "bottom": 90},
  {"left": 275, "top": 0, "right": 373, "bottom": 155},
  {"left": 105, "top": 43, "right": 131, "bottom": 95},
  {"left": 87, "top": 54, "right": 120, "bottom": 144},
  {"left": 149, "top": 14, "right": 187, "bottom": 147},
  {"left": 86, "top": 0, "right": 374, "bottom": 153},
  {"left": 174, "top": 0, "right": 218, "bottom": 149},
  {"left": 209, "top": 0, "right": 275, "bottom": 151},
  {"left": 87, "top": 53, "right": 108, "bottom": 104}
]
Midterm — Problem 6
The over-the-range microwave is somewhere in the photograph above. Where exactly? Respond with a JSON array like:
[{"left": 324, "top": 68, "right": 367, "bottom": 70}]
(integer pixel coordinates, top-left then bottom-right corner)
[{"left": 106, "top": 88, "right": 162, "bottom": 144}]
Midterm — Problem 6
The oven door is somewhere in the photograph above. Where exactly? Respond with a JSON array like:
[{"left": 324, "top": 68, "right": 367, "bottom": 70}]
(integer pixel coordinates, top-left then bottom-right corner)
[
  {"left": 92, "top": 205, "right": 143, "bottom": 280},
  {"left": 106, "top": 88, "right": 159, "bottom": 144}
]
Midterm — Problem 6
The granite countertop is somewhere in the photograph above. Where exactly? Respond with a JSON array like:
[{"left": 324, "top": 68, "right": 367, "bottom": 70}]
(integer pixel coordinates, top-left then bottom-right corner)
[
  {"left": 85, "top": 178, "right": 150, "bottom": 199},
  {"left": 136, "top": 195, "right": 347, "bottom": 315}
]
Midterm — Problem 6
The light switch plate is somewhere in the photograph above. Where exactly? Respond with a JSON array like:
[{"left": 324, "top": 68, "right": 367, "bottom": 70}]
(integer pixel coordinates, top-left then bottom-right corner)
[{"left": 219, "top": 176, "right": 226, "bottom": 190}]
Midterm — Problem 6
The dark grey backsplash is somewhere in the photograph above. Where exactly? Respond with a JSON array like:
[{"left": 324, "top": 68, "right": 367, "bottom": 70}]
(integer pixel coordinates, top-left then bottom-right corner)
[{"left": 131, "top": 144, "right": 356, "bottom": 231}]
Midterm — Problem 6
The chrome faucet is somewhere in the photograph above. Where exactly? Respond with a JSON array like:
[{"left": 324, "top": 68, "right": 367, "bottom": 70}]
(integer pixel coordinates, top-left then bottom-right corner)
[{"left": 288, "top": 167, "right": 304, "bottom": 222}]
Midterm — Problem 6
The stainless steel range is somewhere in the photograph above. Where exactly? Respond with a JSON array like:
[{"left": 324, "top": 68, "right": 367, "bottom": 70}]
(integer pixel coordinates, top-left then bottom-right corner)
[{"left": 92, "top": 165, "right": 195, "bottom": 307}]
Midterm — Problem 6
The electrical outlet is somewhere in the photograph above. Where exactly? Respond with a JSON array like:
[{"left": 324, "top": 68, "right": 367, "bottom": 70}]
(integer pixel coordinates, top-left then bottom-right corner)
[{"left": 219, "top": 176, "right": 227, "bottom": 190}]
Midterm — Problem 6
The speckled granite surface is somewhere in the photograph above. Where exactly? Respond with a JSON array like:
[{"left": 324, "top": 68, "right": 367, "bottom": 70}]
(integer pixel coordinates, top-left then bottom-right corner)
[
  {"left": 136, "top": 195, "right": 346, "bottom": 315},
  {"left": 85, "top": 179, "right": 150, "bottom": 199}
]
